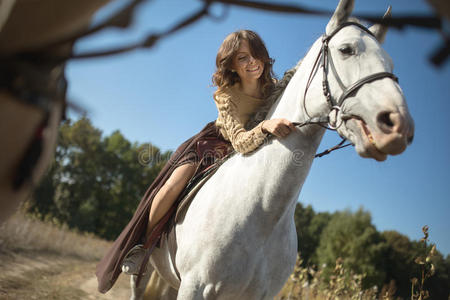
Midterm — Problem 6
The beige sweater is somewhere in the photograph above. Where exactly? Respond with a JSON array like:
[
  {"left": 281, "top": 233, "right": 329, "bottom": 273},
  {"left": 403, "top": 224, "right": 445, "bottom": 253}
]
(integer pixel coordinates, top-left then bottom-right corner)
[{"left": 214, "top": 84, "right": 268, "bottom": 154}]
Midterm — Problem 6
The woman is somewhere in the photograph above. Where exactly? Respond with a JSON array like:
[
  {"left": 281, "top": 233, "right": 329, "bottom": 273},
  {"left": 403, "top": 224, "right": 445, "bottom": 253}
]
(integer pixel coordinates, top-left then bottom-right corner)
[{"left": 96, "top": 29, "right": 295, "bottom": 293}]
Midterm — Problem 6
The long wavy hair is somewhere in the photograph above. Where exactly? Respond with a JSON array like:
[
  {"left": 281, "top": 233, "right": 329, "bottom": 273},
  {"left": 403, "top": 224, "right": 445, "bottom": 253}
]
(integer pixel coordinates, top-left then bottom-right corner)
[{"left": 212, "top": 30, "right": 275, "bottom": 98}]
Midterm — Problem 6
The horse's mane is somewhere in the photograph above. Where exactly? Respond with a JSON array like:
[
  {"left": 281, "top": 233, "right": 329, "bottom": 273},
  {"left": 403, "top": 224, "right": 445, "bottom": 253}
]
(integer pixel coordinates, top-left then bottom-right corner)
[
  {"left": 245, "top": 17, "right": 365, "bottom": 130},
  {"left": 245, "top": 60, "right": 302, "bottom": 130}
]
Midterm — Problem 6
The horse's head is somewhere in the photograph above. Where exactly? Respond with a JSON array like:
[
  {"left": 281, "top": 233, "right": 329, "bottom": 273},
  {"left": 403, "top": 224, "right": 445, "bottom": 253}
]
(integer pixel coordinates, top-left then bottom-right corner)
[{"left": 321, "top": 0, "right": 414, "bottom": 161}]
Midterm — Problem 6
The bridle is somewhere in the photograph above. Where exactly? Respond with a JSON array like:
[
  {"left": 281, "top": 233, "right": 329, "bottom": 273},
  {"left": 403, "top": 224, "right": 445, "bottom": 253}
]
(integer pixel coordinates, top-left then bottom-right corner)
[
  {"left": 321, "top": 22, "right": 398, "bottom": 109},
  {"left": 294, "top": 21, "right": 399, "bottom": 158}
]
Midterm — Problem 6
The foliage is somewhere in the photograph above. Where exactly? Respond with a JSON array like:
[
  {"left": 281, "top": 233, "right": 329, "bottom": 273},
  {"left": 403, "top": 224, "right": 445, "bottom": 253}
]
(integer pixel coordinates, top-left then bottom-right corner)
[
  {"left": 277, "top": 255, "right": 378, "bottom": 300},
  {"left": 292, "top": 204, "right": 450, "bottom": 299},
  {"left": 294, "top": 203, "right": 331, "bottom": 266},
  {"left": 28, "top": 117, "right": 171, "bottom": 240},
  {"left": 315, "top": 208, "right": 388, "bottom": 289},
  {"left": 410, "top": 226, "right": 435, "bottom": 300},
  {"left": 381, "top": 230, "right": 418, "bottom": 297},
  {"left": 381, "top": 229, "right": 450, "bottom": 299},
  {"left": 277, "top": 225, "right": 449, "bottom": 300}
]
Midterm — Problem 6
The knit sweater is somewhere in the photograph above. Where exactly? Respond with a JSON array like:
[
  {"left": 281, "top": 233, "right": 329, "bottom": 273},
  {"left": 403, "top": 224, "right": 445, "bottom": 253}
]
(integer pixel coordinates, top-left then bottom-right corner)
[{"left": 214, "top": 84, "right": 268, "bottom": 154}]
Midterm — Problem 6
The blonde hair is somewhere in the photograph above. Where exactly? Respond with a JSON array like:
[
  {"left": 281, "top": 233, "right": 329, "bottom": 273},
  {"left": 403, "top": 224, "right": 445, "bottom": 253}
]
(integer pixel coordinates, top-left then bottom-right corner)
[{"left": 212, "top": 30, "right": 275, "bottom": 98}]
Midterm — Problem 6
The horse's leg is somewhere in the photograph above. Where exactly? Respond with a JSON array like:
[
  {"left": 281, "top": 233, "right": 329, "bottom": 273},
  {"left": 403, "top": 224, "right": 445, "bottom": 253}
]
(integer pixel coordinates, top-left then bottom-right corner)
[
  {"left": 131, "top": 262, "right": 179, "bottom": 300},
  {"left": 130, "top": 261, "right": 153, "bottom": 300},
  {"left": 177, "top": 275, "right": 221, "bottom": 300},
  {"left": 144, "top": 270, "right": 178, "bottom": 300},
  {"left": 177, "top": 278, "right": 204, "bottom": 300}
]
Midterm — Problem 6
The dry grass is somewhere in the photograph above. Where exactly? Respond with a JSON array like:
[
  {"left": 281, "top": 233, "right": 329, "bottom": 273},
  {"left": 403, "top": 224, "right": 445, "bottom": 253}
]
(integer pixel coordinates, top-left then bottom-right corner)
[
  {"left": 276, "top": 226, "right": 439, "bottom": 300},
  {"left": 0, "top": 257, "right": 91, "bottom": 300},
  {"left": 0, "top": 211, "right": 110, "bottom": 260},
  {"left": 410, "top": 226, "right": 436, "bottom": 300},
  {"left": 0, "top": 211, "right": 132, "bottom": 299},
  {"left": 275, "top": 255, "right": 381, "bottom": 300},
  {"left": 0, "top": 212, "right": 441, "bottom": 300}
]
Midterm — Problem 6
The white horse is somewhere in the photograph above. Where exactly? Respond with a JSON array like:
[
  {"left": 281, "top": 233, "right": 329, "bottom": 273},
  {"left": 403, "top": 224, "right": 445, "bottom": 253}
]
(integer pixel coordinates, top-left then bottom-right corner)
[{"left": 131, "top": 0, "right": 414, "bottom": 299}]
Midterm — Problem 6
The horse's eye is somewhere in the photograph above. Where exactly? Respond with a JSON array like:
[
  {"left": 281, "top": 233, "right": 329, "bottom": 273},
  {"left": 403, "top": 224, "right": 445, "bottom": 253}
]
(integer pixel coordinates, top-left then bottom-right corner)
[{"left": 338, "top": 45, "right": 355, "bottom": 56}]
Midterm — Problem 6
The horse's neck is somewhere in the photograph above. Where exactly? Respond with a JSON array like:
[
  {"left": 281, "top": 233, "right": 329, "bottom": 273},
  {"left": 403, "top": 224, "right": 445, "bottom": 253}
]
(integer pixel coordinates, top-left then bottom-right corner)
[
  {"left": 249, "top": 38, "right": 328, "bottom": 225},
  {"left": 268, "top": 39, "right": 326, "bottom": 127}
]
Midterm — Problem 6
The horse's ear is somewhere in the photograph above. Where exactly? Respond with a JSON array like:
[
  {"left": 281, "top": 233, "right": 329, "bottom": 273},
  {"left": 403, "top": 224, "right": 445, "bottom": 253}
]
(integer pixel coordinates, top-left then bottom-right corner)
[
  {"left": 369, "top": 6, "right": 392, "bottom": 44},
  {"left": 326, "top": 0, "right": 354, "bottom": 35}
]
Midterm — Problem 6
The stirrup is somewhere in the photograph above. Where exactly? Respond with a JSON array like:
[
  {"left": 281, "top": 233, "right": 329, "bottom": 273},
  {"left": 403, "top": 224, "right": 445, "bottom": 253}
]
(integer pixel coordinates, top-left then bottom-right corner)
[{"left": 121, "top": 244, "right": 147, "bottom": 275}]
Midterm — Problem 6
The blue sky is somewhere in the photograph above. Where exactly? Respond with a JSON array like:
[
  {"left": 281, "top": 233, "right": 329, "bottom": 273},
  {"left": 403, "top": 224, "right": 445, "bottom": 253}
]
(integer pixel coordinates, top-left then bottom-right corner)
[{"left": 67, "top": 0, "right": 450, "bottom": 255}]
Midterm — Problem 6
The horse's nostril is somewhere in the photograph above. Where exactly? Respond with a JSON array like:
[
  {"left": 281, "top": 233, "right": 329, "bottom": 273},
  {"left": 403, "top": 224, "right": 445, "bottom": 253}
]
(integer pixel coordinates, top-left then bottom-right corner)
[
  {"left": 376, "top": 111, "right": 398, "bottom": 134},
  {"left": 377, "top": 111, "right": 394, "bottom": 128},
  {"left": 407, "top": 135, "right": 414, "bottom": 145}
]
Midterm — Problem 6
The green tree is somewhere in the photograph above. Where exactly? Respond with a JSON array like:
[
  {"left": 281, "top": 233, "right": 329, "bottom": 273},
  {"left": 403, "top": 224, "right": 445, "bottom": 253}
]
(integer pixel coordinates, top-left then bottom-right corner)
[
  {"left": 28, "top": 117, "right": 170, "bottom": 239},
  {"left": 315, "top": 208, "right": 388, "bottom": 289},
  {"left": 294, "top": 203, "right": 331, "bottom": 266},
  {"left": 381, "top": 230, "right": 416, "bottom": 298},
  {"left": 382, "top": 230, "right": 450, "bottom": 299}
]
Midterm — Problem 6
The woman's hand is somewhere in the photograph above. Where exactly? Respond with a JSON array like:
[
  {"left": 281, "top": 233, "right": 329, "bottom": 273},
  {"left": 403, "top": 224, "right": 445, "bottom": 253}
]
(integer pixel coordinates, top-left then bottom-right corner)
[{"left": 262, "top": 118, "right": 296, "bottom": 138}]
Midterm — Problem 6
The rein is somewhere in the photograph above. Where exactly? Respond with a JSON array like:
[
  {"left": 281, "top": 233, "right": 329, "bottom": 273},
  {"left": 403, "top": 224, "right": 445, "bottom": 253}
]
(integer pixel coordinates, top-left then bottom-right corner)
[{"left": 293, "top": 21, "right": 399, "bottom": 158}]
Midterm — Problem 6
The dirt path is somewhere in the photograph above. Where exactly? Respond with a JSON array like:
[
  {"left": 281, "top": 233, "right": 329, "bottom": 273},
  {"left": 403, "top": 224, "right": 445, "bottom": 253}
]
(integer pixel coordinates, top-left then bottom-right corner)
[{"left": 0, "top": 249, "right": 131, "bottom": 299}]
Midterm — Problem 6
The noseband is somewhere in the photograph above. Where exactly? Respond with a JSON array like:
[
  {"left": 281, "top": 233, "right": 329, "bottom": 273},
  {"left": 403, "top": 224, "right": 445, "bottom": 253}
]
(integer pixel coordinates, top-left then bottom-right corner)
[{"left": 297, "top": 22, "right": 399, "bottom": 157}]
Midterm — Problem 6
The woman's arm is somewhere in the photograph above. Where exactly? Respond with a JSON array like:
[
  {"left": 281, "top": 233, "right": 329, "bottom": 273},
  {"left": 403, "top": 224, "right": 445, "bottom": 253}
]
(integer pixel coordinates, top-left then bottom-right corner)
[{"left": 215, "top": 92, "right": 267, "bottom": 154}]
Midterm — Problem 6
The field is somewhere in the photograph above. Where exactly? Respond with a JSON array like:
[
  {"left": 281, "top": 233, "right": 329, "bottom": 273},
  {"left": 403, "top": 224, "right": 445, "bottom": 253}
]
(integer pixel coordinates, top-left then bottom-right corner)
[
  {"left": 0, "top": 211, "right": 442, "bottom": 300},
  {"left": 0, "top": 212, "right": 130, "bottom": 299}
]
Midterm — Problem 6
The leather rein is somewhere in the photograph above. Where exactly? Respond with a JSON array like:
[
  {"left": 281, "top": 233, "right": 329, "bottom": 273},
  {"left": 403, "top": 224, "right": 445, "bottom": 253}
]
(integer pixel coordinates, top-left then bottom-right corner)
[{"left": 292, "top": 21, "right": 399, "bottom": 158}]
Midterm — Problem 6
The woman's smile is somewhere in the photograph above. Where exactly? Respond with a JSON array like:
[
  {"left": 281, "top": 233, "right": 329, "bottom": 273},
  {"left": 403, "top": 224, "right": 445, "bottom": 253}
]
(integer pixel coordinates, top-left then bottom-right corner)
[
  {"left": 232, "top": 40, "right": 264, "bottom": 84},
  {"left": 247, "top": 65, "right": 260, "bottom": 72}
]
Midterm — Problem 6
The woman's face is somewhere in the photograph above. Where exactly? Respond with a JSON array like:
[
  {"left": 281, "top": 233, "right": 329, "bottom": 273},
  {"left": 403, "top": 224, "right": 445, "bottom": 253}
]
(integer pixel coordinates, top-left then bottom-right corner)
[{"left": 231, "top": 40, "right": 264, "bottom": 84}]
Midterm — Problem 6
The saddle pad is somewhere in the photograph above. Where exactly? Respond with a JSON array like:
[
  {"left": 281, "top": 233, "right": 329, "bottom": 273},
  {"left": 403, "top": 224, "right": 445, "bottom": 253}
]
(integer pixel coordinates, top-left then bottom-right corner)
[{"left": 174, "top": 165, "right": 219, "bottom": 223}]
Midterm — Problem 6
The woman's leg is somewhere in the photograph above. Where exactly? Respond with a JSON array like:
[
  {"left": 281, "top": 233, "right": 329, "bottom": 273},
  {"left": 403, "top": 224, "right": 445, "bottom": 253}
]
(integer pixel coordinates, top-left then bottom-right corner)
[
  {"left": 146, "top": 162, "right": 197, "bottom": 236},
  {"left": 122, "top": 162, "right": 197, "bottom": 275}
]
